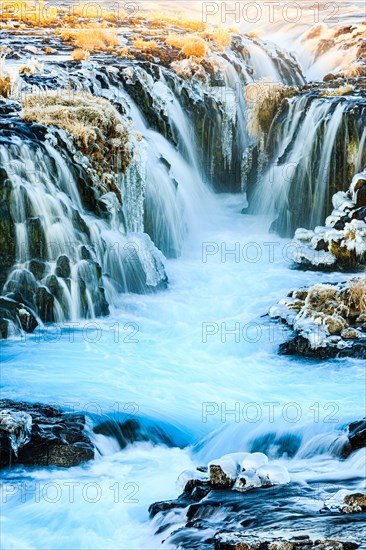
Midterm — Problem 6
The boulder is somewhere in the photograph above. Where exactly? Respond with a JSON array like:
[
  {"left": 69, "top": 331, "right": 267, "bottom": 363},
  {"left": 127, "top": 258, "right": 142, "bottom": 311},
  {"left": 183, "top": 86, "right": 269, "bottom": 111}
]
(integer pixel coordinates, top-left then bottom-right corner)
[
  {"left": 342, "top": 493, "right": 366, "bottom": 513},
  {"left": 0, "top": 296, "right": 38, "bottom": 337},
  {"left": 348, "top": 419, "right": 366, "bottom": 452},
  {"left": 55, "top": 255, "right": 71, "bottom": 278},
  {"left": 0, "top": 400, "right": 94, "bottom": 468},
  {"left": 35, "top": 286, "right": 54, "bottom": 323}
]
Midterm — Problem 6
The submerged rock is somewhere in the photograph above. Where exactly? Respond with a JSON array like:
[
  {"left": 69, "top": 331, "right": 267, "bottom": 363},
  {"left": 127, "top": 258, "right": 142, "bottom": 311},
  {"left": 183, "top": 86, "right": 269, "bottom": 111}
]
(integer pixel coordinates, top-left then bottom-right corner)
[
  {"left": 348, "top": 419, "right": 366, "bottom": 453},
  {"left": 323, "top": 489, "right": 366, "bottom": 514},
  {"left": 149, "top": 451, "right": 292, "bottom": 545},
  {"left": 0, "top": 400, "right": 94, "bottom": 468}
]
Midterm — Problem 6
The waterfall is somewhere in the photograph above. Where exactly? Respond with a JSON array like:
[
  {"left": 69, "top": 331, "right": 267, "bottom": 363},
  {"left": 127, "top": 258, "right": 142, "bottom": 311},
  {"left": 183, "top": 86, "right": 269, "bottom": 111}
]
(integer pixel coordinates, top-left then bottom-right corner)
[
  {"left": 0, "top": 26, "right": 360, "bottom": 331},
  {"left": 249, "top": 93, "right": 366, "bottom": 235},
  {"left": 0, "top": 118, "right": 168, "bottom": 327}
]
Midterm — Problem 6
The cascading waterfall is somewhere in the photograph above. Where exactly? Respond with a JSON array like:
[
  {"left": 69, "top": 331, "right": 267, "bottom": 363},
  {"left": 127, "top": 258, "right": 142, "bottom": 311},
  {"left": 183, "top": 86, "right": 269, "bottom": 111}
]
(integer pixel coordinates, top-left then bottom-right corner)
[
  {"left": 249, "top": 93, "right": 366, "bottom": 235},
  {"left": 1, "top": 8, "right": 365, "bottom": 548},
  {"left": 0, "top": 119, "right": 168, "bottom": 328}
]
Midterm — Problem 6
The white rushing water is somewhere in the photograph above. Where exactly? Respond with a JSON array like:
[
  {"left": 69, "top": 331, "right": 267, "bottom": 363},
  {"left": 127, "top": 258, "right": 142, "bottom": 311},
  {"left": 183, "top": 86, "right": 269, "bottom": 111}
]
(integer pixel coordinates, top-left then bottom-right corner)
[
  {"left": 1, "top": 194, "right": 365, "bottom": 549},
  {"left": 1, "top": 2, "right": 365, "bottom": 547}
]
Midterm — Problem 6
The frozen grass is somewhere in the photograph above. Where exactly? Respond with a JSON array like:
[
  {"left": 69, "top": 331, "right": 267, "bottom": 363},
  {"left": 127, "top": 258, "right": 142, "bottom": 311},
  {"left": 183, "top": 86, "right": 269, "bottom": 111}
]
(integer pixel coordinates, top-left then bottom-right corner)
[
  {"left": 147, "top": 13, "right": 207, "bottom": 32},
  {"left": 58, "top": 27, "right": 119, "bottom": 52},
  {"left": 270, "top": 277, "right": 366, "bottom": 350},
  {"left": 319, "top": 84, "right": 355, "bottom": 97},
  {"left": 0, "top": 75, "right": 11, "bottom": 98},
  {"left": 0, "top": 55, "right": 12, "bottom": 98},
  {"left": 71, "top": 49, "right": 90, "bottom": 61},
  {"left": 165, "top": 34, "right": 210, "bottom": 59},
  {"left": 245, "top": 78, "right": 297, "bottom": 143},
  {"left": 205, "top": 27, "right": 233, "bottom": 50},
  {"left": 346, "top": 278, "right": 366, "bottom": 315},
  {"left": 22, "top": 91, "right": 131, "bottom": 177},
  {"left": 132, "top": 39, "right": 159, "bottom": 51}
]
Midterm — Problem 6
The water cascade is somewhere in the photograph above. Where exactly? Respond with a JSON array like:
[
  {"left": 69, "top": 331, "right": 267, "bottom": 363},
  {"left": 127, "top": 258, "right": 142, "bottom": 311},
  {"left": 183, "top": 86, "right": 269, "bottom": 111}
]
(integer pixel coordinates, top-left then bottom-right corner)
[{"left": 248, "top": 93, "right": 366, "bottom": 235}]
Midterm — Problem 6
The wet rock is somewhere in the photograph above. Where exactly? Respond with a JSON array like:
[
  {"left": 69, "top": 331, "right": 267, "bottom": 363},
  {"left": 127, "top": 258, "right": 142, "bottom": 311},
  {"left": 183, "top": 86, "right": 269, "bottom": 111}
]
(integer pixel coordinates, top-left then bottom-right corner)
[
  {"left": 17, "top": 306, "right": 38, "bottom": 333},
  {"left": 291, "top": 171, "right": 366, "bottom": 271},
  {"left": 55, "top": 254, "right": 71, "bottom": 278},
  {"left": 4, "top": 269, "right": 38, "bottom": 306},
  {"left": 79, "top": 245, "right": 92, "bottom": 260},
  {"left": 210, "top": 464, "right": 236, "bottom": 488},
  {"left": 342, "top": 493, "right": 366, "bottom": 513},
  {"left": 270, "top": 279, "right": 366, "bottom": 359},
  {"left": 348, "top": 419, "right": 366, "bottom": 453},
  {"left": 323, "top": 489, "right": 366, "bottom": 514},
  {"left": 0, "top": 409, "right": 32, "bottom": 455},
  {"left": 35, "top": 286, "right": 54, "bottom": 323},
  {"left": 355, "top": 184, "right": 366, "bottom": 208},
  {"left": 93, "top": 417, "right": 185, "bottom": 451},
  {"left": 28, "top": 259, "right": 46, "bottom": 280},
  {"left": 149, "top": 499, "right": 190, "bottom": 518},
  {"left": 27, "top": 217, "right": 47, "bottom": 260},
  {"left": 0, "top": 296, "right": 38, "bottom": 337},
  {"left": 0, "top": 173, "right": 16, "bottom": 290},
  {"left": 279, "top": 334, "right": 366, "bottom": 359},
  {"left": 214, "top": 533, "right": 359, "bottom": 550},
  {"left": 149, "top": 451, "right": 292, "bottom": 541},
  {"left": 0, "top": 399, "right": 94, "bottom": 469}
]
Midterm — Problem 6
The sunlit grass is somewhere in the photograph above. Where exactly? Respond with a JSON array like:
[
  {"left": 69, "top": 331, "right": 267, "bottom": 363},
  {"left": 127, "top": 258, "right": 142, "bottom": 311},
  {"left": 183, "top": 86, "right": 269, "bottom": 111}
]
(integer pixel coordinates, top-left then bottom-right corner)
[
  {"left": 245, "top": 78, "right": 297, "bottom": 143},
  {"left": 132, "top": 39, "right": 159, "bottom": 51},
  {"left": 58, "top": 27, "right": 119, "bottom": 52},
  {"left": 21, "top": 91, "right": 132, "bottom": 176}
]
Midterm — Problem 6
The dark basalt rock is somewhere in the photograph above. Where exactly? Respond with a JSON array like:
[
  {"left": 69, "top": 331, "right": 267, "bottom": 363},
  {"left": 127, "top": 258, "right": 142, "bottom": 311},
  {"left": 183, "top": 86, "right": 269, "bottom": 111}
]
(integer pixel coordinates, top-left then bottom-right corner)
[
  {"left": 35, "top": 286, "right": 54, "bottom": 323},
  {"left": 0, "top": 400, "right": 94, "bottom": 469},
  {"left": 149, "top": 473, "right": 366, "bottom": 549},
  {"left": 0, "top": 174, "right": 16, "bottom": 290},
  {"left": 93, "top": 418, "right": 180, "bottom": 451},
  {"left": 28, "top": 259, "right": 47, "bottom": 281},
  {"left": 149, "top": 478, "right": 211, "bottom": 519},
  {"left": 214, "top": 533, "right": 359, "bottom": 550},
  {"left": 55, "top": 254, "right": 71, "bottom": 278},
  {"left": 0, "top": 296, "right": 38, "bottom": 338},
  {"left": 348, "top": 419, "right": 366, "bottom": 453},
  {"left": 279, "top": 335, "right": 366, "bottom": 359},
  {"left": 26, "top": 216, "right": 47, "bottom": 260}
]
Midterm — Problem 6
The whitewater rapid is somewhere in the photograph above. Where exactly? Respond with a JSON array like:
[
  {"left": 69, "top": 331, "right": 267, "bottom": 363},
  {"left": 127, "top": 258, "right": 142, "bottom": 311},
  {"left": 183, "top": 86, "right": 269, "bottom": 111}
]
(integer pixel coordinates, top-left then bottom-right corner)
[{"left": 1, "top": 194, "right": 365, "bottom": 549}]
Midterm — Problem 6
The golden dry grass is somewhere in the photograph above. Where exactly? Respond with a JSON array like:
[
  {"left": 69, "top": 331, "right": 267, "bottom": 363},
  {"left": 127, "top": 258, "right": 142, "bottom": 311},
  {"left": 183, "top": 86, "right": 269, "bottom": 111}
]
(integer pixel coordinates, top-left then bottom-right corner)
[
  {"left": 165, "top": 34, "right": 185, "bottom": 49},
  {"left": 343, "top": 61, "right": 366, "bottom": 77},
  {"left": 319, "top": 84, "right": 355, "bottom": 97},
  {"left": 0, "top": 76, "right": 11, "bottom": 98},
  {"left": 346, "top": 277, "right": 366, "bottom": 314},
  {"left": 21, "top": 91, "right": 131, "bottom": 176},
  {"left": 165, "top": 34, "right": 209, "bottom": 59},
  {"left": 245, "top": 78, "right": 296, "bottom": 143},
  {"left": 206, "top": 27, "right": 232, "bottom": 50},
  {"left": 0, "top": 55, "right": 12, "bottom": 98},
  {"left": 71, "top": 48, "right": 90, "bottom": 61},
  {"left": 181, "top": 36, "right": 209, "bottom": 58},
  {"left": 147, "top": 13, "right": 207, "bottom": 32},
  {"left": 132, "top": 39, "right": 159, "bottom": 51},
  {"left": 58, "top": 27, "right": 119, "bottom": 51}
]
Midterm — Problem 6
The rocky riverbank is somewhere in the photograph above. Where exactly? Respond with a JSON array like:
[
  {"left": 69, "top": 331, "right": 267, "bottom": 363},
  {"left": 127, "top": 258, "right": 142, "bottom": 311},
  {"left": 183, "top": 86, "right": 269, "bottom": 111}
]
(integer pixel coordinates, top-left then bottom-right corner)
[
  {"left": 148, "top": 421, "right": 365, "bottom": 548},
  {"left": 269, "top": 278, "right": 366, "bottom": 359},
  {"left": 0, "top": 400, "right": 94, "bottom": 468},
  {"left": 291, "top": 171, "right": 366, "bottom": 271}
]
